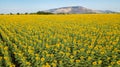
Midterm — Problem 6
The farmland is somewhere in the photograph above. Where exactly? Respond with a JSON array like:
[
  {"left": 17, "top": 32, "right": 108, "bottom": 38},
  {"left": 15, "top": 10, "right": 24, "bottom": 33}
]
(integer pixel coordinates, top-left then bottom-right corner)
[{"left": 0, "top": 14, "right": 120, "bottom": 67}]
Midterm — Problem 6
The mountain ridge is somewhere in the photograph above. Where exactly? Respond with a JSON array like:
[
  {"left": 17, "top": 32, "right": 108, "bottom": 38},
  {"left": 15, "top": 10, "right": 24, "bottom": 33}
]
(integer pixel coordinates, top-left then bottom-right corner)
[{"left": 43, "top": 6, "right": 116, "bottom": 14}]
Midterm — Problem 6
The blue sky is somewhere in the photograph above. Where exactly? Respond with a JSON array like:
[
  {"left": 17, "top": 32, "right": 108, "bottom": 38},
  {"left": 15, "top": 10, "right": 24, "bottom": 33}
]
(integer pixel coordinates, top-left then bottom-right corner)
[{"left": 0, "top": 0, "right": 120, "bottom": 13}]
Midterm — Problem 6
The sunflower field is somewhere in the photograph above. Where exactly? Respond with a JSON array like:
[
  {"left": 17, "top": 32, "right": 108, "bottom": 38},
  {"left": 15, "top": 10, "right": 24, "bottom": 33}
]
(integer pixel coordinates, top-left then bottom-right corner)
[{"left": 0, "top": 14, "right": 120, "bottom": 67}]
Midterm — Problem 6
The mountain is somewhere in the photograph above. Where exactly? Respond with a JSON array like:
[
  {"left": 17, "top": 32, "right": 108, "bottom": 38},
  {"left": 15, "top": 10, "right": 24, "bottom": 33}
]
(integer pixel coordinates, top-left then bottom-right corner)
[
  {"left": 99, "top": 10, "right": 116, "bottom": 13},
  {"left": 44, "top": 6, "right": 116, "bottom": 14}
]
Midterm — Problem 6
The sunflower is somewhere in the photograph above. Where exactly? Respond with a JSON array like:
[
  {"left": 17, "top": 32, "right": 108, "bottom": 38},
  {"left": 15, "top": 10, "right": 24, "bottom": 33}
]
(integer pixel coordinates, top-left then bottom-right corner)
[{"left": 117, "top": 60, "right": 120, "bottom": 65}]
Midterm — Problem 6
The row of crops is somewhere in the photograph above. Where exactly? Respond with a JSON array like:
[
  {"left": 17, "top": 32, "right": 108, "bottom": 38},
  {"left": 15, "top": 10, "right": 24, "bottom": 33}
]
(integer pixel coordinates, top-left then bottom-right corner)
[{"left": 0, "top": 14, "right": 120, "bottom": 67}]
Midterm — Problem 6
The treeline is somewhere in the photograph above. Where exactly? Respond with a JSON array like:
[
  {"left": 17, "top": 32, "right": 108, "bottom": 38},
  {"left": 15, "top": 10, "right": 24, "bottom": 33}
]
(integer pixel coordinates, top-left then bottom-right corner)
[
  {"left": 0, "top": 11, "right": 69, "bottom": 15},
  {"left": 0, "top": 11, "right": 54, "bottom": 15},
  {"left": 0, "top": 11, "right": 120, "bottom": 15}
]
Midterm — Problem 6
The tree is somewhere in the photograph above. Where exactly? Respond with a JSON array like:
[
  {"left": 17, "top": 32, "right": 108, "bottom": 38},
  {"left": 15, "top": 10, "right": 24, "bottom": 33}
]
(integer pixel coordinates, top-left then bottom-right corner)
[
  {"left": 10, "top": 13, "right": 13, "bottom": 15},
  {"left": 25, "top": 12, "right": 28, "bottom": 15},
  {"left": 0, "top": 13, "right": 4, "bottom": 15},
  {"left": 17, "top": 13, "right": 20, "bottom": 15},
  {"left": 36, "top": 11, "right": 53, "bottom": 15}
]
